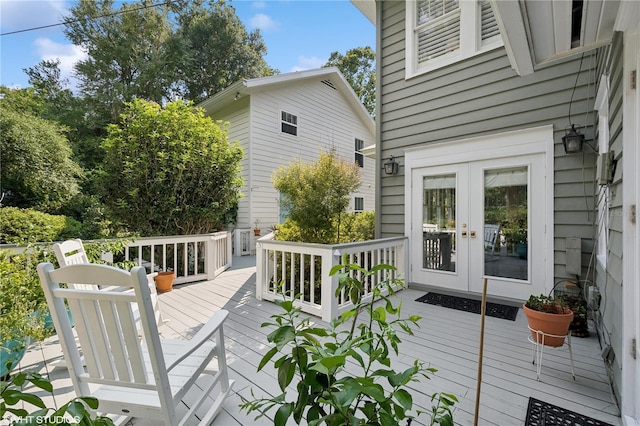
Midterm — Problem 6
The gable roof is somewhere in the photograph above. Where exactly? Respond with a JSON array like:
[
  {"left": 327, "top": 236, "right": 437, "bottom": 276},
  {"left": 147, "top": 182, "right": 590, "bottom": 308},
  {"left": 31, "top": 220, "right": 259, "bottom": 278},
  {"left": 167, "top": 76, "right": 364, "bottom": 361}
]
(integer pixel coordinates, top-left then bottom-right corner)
[
  {"left": 351, "top": 0, "right": 375, "bottom": 24},
  {"left": 198, "top": 67, "right": 374, "bottom": 134}
]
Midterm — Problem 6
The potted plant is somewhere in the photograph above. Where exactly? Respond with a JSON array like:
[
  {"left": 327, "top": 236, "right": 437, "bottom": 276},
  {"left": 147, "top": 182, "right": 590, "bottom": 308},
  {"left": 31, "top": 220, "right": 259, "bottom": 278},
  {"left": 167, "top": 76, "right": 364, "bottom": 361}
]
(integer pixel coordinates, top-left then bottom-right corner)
[
  {"left": 523, "top": 294, "right": 574, "bottom": 347},
  {"left": 154, "top": 270, "right": 175, "bottom": 293},
  {"left": 253, "top": 218, "right": 261, "bottom": 236}
]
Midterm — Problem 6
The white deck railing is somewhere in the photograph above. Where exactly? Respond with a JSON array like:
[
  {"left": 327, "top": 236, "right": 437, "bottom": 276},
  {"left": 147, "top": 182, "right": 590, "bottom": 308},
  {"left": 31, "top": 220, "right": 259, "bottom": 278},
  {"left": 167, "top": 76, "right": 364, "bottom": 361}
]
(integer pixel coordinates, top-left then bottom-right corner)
[
  {"left": 124, "top": 232, "right": 232, "bottom": 285},
  {"left": 3, "top": 232, "right": 233, "bottom": 286},
  {"left": 256, "top": 235, "right": 408, "bottom": 322}
]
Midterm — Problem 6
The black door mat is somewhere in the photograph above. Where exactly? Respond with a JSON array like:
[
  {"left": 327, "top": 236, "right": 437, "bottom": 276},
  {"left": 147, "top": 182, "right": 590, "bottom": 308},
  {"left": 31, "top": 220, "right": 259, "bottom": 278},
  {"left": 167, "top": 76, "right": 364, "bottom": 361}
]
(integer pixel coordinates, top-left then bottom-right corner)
[
  {"left": 415, "top": 292, "right": 519, "bottom": 321},
  {"left": 525, "top": 397, "right": 613, "bottom": 426}
]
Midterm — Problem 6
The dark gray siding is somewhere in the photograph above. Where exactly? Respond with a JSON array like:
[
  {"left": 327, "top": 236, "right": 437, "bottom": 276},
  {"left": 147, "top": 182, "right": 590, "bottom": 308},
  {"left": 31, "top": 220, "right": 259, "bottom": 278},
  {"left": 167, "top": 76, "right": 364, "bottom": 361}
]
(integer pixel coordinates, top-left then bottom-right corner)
[{"left": 378, "top": 0, "right": 599, "bottom": 283}]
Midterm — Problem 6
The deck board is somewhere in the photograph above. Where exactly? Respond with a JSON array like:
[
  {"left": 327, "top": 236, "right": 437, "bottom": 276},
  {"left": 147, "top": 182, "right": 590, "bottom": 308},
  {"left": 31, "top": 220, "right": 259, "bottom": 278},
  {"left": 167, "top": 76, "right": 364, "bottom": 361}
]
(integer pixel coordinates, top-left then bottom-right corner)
[{"left": 13, "top": 255, "right": 620, "bottom": 425}]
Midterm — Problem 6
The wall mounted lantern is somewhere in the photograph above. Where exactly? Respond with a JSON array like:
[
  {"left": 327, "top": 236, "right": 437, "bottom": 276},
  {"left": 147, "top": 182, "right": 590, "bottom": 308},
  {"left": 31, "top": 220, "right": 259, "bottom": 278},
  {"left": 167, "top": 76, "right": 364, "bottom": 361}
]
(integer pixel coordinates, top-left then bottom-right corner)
[
  {"left": 383, "top": 156, "right": 399, "bottom": 175},
  {"left": 562, "top": 124, "right": 585, "bottom": 154}
]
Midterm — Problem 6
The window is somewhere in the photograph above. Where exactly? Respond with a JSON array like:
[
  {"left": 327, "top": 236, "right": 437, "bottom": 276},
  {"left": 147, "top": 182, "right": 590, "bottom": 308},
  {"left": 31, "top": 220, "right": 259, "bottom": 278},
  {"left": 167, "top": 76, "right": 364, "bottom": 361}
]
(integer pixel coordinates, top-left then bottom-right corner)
[
  {"left": 355, "top": 138, "right": 364, "bottom": 168},
  {"left": 354, "top": 197, "right": 364, "bottom": 213},
  {"left": 279, "top": 193, "right": 291, "bottom": 223},
  {"left": 281, "top": 111, "right": 297, "bottom": 136},
  {"left": 406, "top": 0, "right": 502, "bottom": 78}
]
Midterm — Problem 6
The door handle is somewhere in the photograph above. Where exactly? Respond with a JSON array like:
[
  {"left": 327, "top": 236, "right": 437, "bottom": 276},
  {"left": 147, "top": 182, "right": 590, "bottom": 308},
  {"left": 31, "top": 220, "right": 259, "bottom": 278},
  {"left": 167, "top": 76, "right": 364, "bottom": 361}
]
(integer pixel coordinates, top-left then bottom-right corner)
[
  {"left": 461, "top": 231, "right": 467, "bottom": 238},
  {"left": 470, "top": 231, "right": 476, "bottom": 238}
]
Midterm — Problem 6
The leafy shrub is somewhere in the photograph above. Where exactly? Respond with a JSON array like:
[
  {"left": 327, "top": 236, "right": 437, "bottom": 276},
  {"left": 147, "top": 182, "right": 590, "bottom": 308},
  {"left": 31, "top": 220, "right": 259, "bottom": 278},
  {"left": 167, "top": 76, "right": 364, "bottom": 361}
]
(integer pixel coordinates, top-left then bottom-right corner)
[
  {"left": 0, "top": 207, "right": 84, "bottom": 245},
  {"left": 1, "top": 371, "right": 114, "bottom": 425},
  {"left": 0, "top": 250, "right": 48, "bottom": 344},
  {"left": 273, "top": 151, "right": 361, "bottom": 243},
  {"left": 275, "top": 211, "right": 375, "bottom": 245},
  {"left": 241, "top": 260, "right": 457, "bottom": 425},
  {"left": 335, "top": 211, "right": 375, "bottom": 243},
  {"left": 0, "top": 106, "right": 82, "bottom": 213},
  {"left": 57, "top": 193, "right": 113, "bottom": 239},
  {"left": 99, "top": 99, "right": 243, "bottom": 236}
]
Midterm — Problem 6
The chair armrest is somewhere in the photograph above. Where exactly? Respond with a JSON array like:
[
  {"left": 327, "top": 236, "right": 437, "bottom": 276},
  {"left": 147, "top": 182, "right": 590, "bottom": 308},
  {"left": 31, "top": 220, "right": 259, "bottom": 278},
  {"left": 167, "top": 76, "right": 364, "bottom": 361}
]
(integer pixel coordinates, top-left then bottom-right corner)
[{"left": 165, "top": 310, "right": 229, "bottom": 371}]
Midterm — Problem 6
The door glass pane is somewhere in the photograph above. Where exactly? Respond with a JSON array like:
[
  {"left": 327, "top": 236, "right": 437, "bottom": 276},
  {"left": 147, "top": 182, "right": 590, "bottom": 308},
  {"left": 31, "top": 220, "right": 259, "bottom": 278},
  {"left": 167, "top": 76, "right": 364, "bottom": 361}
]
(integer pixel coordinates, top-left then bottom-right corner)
[
  {"left": 483, "top": 166, "right": 528, "bottom": 280},
  {"left": 422, "top": 174, "right": 456, "bottom": 272}
]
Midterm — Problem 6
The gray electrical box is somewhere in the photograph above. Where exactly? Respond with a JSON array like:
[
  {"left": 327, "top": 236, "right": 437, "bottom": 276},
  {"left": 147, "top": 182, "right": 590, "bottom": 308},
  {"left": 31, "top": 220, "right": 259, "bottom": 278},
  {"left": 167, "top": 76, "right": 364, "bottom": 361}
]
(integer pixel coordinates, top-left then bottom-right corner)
[
  {"left": 597, "top": 151, "right": 613, "bottom": 185},
  {"left": 566, "top": 237, "right": 582, "bottom": 275}
]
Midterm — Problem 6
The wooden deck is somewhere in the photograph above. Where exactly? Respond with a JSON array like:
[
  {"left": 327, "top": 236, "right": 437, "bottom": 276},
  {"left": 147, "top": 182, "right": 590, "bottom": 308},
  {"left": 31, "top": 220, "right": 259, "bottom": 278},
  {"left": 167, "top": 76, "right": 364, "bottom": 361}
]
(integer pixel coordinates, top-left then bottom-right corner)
[{"left": 16, "top": 256, "right": 621, "bottom": 425}]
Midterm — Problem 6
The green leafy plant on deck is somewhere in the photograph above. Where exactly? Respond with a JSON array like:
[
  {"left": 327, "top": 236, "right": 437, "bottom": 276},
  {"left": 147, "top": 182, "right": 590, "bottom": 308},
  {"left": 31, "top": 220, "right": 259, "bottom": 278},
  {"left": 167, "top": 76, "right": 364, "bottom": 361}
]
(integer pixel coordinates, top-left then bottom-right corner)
[
  {"left": 241, "top": 261, "right": 457, "bottom": 425},
  {"left": 0, "top": 371, "right": 114, "bottom": 425},
  {"left": 525, "top": 294, "right": 568, "bottom": 314}
]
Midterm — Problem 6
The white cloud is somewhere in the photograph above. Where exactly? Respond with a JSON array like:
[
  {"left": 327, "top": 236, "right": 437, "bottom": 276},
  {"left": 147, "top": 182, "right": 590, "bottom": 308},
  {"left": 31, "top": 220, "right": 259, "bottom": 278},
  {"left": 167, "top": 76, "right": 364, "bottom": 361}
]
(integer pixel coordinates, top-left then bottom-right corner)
[
  {"left": 34, "top": 37, "right": 87, "bottom": 89},
  {"left": 0, "top": 0, "right": 69, "bottom": 33},
  {"left": 290, "top": 56, "right": 326, "bottom": 72},
  {"left": 248, "top": 13, "right": 278, "bottom": 32}
]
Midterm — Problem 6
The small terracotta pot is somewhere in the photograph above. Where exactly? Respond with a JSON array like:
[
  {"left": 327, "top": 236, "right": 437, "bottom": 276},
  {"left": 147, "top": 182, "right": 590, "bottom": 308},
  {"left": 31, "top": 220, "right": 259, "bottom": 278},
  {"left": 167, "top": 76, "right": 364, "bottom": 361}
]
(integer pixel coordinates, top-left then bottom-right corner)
[
  {"left": 155, "top": 271, "right": 175, "bottom": 293},
  {"left": 523, "top": 304, "right": 574, "bottom": 347},
  {"left": 254, "top": 229, "right": 261, "bottom": 236}
]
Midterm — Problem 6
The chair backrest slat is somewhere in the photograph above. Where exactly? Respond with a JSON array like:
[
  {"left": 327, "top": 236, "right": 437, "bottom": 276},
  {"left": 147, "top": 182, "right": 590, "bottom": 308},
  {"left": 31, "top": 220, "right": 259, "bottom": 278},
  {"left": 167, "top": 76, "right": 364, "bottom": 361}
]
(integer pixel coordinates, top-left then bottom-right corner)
[
  {"left": 38, "top": 263, "right": 159, "bottom": 390},
  {"left": 53, "top": 239, "right": 92, "bottom": 289}
]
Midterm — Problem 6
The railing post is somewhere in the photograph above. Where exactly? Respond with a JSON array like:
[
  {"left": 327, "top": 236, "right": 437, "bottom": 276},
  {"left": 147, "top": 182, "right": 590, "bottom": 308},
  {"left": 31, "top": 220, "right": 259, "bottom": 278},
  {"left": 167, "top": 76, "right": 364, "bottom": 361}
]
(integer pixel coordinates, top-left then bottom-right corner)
[
  {"left": 256, "top": 240, "right": 264, "bottom": 301},
  {"left": 206, "top": 236, "right": 216, "bottom": 280},
  {"left": 226, "top": 231, "right": 232, "bottom": 268},
  {"left": 400, "top": 238, "right": 409, "bottom": 283},
  {"left": 321, "top": 248, "right": 340, "bottom": 322}
]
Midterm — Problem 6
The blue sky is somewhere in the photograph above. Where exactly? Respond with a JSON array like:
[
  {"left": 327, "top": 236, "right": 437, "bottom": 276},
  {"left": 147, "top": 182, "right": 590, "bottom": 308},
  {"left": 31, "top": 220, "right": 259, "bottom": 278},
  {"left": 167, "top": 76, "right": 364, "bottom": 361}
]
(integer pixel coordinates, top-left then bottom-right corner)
[{"left": 0, "top": 0, "right": 374, "bottom": 90}]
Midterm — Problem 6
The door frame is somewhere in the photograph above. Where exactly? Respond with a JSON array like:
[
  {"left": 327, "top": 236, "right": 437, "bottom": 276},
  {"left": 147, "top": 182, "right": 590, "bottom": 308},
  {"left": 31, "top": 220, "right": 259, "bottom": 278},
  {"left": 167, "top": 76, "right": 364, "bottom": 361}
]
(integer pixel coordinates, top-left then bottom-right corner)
[{"left": 405, "top": 125, "right": 555, "bottom": 299}]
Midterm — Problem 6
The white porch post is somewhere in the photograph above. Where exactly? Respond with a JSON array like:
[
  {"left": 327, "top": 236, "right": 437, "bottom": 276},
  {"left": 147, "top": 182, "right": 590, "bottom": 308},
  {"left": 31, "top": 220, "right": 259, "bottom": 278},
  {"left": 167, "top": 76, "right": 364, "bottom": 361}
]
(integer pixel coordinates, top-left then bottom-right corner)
[
  {"left": 207, "top": 237, "right": 216, "bottom": 280},
  {"left": 620, "top": 12, "right": 640, "bottom": 425},
  {"left": 321, "top": 248, "right": 340, "bottom": 322}
]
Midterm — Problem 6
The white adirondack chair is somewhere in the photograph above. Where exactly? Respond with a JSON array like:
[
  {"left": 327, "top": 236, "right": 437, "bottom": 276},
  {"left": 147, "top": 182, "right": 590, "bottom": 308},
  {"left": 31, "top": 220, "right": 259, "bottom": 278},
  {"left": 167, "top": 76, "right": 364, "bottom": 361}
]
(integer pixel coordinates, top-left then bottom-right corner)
[
  {"left": 37, "top": 262, "right": 234, "bottom": 425},
  {"left": 53, "top": 239, "right": 166, "bottom": 327},
  {"left": 484, "top": 224, "right": 501, "bottom": 261}
]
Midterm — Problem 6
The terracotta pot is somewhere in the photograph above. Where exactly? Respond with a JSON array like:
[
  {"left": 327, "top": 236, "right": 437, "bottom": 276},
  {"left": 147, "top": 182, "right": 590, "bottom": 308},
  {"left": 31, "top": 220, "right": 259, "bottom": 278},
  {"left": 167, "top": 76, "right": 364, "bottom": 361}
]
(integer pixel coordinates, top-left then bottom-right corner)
[
  {"left": 523, "top": 304, "right": 574, "bottom": 347},
  {"left": 155, "top": 271, "right": 175, "bottom": 293},
  {"left": 254, "top": 229, "right": 261, "bottom": 236}
]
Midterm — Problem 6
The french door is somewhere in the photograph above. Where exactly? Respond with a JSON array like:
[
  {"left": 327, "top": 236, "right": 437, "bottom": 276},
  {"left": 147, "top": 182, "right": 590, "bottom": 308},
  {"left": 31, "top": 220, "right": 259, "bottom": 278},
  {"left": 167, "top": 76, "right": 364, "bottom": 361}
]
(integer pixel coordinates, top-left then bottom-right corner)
[{"left": 410, "top": 153, "right": 546, "bottom": 300}]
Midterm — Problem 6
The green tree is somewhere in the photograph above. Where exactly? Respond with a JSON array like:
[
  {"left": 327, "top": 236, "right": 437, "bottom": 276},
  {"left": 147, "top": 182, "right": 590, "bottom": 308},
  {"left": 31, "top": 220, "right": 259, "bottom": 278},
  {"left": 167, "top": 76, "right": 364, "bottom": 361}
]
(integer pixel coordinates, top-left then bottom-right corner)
[
  {"left": 64, "top": 0, "right": 177, "bottom": 123},
  {"left": 63, "top": 0, "right": 274, "bottom": 122},
  {"left": 324, "top": 46, "right": 376, "bottom": 117},
  {"left": 273, "top": 151, "right": 361, "bottom": 243},
  {"left": 0, "top": 105, "right": 82, "bottom": 213},
  {"left": 99, "top": 99, "right": 243, "bottom": 236},
  {"left": 23, "top": 59, "right": 108, "bottom": 171},
  {"left": 175, "top": 0, "right": 276, "bottom": 103}
]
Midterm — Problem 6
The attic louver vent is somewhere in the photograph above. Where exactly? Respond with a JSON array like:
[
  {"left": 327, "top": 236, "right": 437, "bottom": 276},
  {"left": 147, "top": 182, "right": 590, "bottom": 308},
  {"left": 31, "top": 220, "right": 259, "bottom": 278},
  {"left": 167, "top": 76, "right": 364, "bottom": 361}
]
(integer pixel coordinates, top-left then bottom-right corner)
[{"left": 321, "top": 79, "right": 337, "bottom": 90}]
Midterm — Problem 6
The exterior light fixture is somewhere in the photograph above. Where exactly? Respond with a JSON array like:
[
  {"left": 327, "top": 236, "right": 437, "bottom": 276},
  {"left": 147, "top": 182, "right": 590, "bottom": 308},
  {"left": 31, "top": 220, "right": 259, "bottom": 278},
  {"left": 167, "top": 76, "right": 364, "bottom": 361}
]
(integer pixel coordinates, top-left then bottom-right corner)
[
  {"left": 383, "top": 156, "right": 399, "bottom": 175},
  {"left": 562, "top": 124, "right": 585, "bottom": 154}
]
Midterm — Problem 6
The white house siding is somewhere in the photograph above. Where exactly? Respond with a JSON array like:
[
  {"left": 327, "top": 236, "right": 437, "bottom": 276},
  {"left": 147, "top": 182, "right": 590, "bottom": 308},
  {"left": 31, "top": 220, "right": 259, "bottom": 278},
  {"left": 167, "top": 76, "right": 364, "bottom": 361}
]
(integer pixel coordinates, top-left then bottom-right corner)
[
  {"left": 247, "top": 79, "right": 375, "bottom": 229},
  {"left": 215, "top": 98, "right": 251, "bottom": 228},
  {"left": 594, "top": 33, "right": 624, "bottom": 405},
  {"left": 377, "top": 0, "right": 598, "bottom": 283}
]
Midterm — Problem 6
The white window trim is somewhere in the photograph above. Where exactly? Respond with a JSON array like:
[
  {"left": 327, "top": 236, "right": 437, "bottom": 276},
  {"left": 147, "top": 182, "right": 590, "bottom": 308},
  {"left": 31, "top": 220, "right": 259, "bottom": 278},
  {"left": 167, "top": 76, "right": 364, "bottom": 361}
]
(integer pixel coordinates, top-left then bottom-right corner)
[
  {"left": 594, "top": 74, "right": 610, "bottom": 269},
  {"left": 405, "top": 0, "right": 504, "bottom": 80},
  {"left": 354, "top": 196, "right": 365, "bottom": 213},
  {"left": 280, "top": 110, "right": 298, "bottom": 137},
  {"left": 355, "top": 138, "right": 365, "bottom": 168}
]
